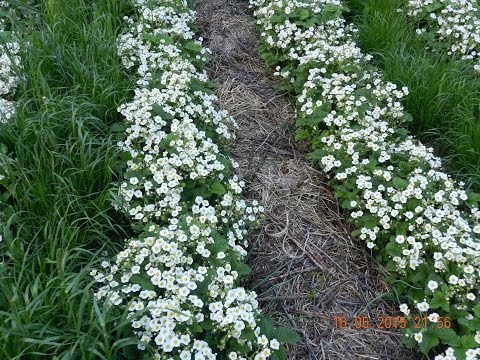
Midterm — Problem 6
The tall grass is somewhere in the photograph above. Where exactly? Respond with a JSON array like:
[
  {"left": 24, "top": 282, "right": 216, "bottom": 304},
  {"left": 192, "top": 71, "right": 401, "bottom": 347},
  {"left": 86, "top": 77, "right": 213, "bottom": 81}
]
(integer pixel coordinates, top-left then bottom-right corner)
[
  {"left": 0, "top": 0, "right": 145, "bottom": 358},
  {"left": 345, "top": 0, "right": 480, "bottom": 192}
]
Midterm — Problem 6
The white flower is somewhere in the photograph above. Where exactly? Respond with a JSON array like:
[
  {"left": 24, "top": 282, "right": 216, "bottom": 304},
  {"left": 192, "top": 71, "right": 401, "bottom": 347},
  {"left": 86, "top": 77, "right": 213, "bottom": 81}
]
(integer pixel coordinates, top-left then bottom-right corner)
[
  {"left": 428, "top": 313, "right": 439, "bottom": 323},
  {"left": 417, "top": 301, "right": 430, "bottom": 312},
  {"left": 467, "top": 293, "right": 476, "bottom": 301},
  {"left": 414, "top": 332, "right": 423, "bottom": 343},
  {"left": 449, "top": 275, "right": 459, "bottom": 285},
  {"left": 399, "top": 303, "right": 410, "bottom": 315},
  {"left": 270, "top": 339, "right": 280, "bottom": 350},
  {"left": 427, "top": 280, "right": 439, "bottom": 291},
  {"left": 475, "top": 331, "right": 480, "bottom": 344}
]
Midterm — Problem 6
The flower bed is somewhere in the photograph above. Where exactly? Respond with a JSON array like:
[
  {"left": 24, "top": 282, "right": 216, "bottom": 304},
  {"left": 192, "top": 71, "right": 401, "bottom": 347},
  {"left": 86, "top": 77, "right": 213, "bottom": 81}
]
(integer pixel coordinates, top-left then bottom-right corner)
[
  {"left": 404, "top": 0, "right": 480, "bottom": 71},
  {"left": 250, "top": 0, "right": 480, "bottom": 358},
  {"left": 0, "top": 0, "right": 21, "bottom": 122},
  {"left": 92, "top": 1, "right": 295, "bottom": 359}
]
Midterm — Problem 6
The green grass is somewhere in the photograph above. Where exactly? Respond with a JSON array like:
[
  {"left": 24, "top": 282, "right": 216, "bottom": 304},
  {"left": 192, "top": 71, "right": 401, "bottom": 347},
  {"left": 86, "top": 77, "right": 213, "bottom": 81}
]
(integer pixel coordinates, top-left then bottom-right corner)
[
  {"left": 0, "top": 0, "right": 146, "bottom": 358},
  {"left": 345, "top": 0, "right": 480, "bottom": 192}
]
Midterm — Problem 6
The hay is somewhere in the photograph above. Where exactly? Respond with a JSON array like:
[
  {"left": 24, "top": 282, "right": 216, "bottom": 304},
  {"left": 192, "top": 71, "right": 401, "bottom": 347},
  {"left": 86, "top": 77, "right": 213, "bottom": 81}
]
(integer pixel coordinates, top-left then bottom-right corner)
[{"left": 196, "top": 1, "right": 423, "bottom": 359}]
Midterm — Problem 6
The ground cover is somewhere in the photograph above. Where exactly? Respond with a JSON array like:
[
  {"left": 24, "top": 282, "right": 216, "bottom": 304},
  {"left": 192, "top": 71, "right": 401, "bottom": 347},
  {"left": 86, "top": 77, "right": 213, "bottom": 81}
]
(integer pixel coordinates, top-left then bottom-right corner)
[
  {"left": 345, "top": 0, "right": 480, "bottom": 193},
  {"left": 250, "top": 0, "right": 480, "bottom": 358},
  {"left": 0, "top": 0, "right": 141, "bottom": 358}
]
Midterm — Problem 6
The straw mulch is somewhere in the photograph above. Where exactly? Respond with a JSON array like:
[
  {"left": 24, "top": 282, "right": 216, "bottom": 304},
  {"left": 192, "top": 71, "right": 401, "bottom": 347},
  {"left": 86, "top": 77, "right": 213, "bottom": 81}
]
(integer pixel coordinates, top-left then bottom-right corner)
[{"left": 196, "top": 1, "right": 424, "bottom": 359}]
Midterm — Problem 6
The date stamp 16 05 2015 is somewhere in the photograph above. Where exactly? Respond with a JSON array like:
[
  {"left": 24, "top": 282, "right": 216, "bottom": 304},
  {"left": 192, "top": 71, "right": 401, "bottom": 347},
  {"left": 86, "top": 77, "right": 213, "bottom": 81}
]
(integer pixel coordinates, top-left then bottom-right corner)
[{"left": 332, "top": 315, "right": 452, "bottom": 330}]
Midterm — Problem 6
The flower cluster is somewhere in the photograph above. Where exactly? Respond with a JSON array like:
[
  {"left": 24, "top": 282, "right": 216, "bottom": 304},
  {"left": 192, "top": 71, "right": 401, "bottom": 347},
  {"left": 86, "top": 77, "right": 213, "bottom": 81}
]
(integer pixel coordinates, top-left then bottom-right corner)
[
  {"left": 93, "top": 1, "right": 283, "bottom": 359},
  {"left": 404, "top": 0, "right": 480, "bottom": 71},
  {"left": 251, "top": 0, "right": 480, "bottom": 357},
  {"left": 0, "top": 1, "right": 21, "bottom": 123}
]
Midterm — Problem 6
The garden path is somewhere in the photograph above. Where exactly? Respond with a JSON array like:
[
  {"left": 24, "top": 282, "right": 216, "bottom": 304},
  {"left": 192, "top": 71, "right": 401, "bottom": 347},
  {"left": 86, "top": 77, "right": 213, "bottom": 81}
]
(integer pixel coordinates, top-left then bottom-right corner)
[{"left": 196, "top": 1, "right": 421, "bottom": 359}]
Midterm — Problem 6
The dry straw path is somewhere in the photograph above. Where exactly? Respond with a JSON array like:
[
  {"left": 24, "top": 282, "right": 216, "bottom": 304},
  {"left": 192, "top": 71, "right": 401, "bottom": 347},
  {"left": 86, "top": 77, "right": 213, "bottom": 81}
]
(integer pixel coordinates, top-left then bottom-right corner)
[{"left": 196, "top": 1, "right": 422, "bottom": 359}]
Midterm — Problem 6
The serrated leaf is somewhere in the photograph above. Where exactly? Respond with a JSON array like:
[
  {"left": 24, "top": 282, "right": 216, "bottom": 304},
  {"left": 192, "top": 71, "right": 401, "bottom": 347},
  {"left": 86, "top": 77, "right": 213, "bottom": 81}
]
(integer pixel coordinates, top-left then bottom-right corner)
[
  {"left": 295, "top": 8, "right": 310, "bottom": 20},
  {"left": 191, "top": 323, "right": 202, "bottom": 333},
  {"left": 151, "top": 104, "right": 174, "bottom": 120},
  {"left": 210, "top": 181, "right": 226, "bottom": 195},
  {"left": 201, "top": 319, "right": 214, "bottom": 330},
  {"left": 272, "top": 347, "right": 287, "bottom": 360},
  {"left": 273, "top": 326, "right": 301, "bottom": 344},
  {"left": 419, "top": 332, "right": 439, "bottom": 354},
  {"left": 185, "top": 41, "right": 202, "bottom": 52},
  {"left": 474, "top": 303, "right": 480, "bottom": 317},
  {"left": 234, "top": 262, "right": 252, "bottom": 276},
  {"left": 392, "top": 177, "right": 408, "bottom": 190},
  {"left": 141, "top": 33, "right": 173, "bottom": 44},
  {"left": 258, "top": 317, "right": 275, "bottom": 338},
  {"left": 130, "top": 274, "right": 155, "bottom": 291},
  {"left": 430, "top": 290, "right": 450, "bottom": 312},
  {"left": 459, "top": 334, "right": 477, "bottom": 348},
  {"left": 425, "top": 2, "right": 444, "bottom": 12},
  {"left": 457, "top": 317, "right": 474, "bottom": 332},
  {"left": 270, "top": 13, "right": 287, "bottom": 24},
  {"left": 430, "top": 326, "right": 459, "bottom": 347},
  {"left": 211, "top": 236, "right": 228, "bottom": 254}
]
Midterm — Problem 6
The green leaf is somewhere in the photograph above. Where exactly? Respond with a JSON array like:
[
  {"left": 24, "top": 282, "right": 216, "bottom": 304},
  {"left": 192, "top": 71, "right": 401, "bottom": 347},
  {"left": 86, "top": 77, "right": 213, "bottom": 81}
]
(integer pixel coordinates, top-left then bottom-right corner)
[
  {"left": 474, "top": 302, "right": 480, "bottom": 317},
  {"left": 303, "top": 18, "right": 317, "bottom": 28},
  {"left": 403, "top": 111, "right": 414, "bottom": 123},
  {"left": 430, "top": 290, "right": 450, "bottom": 312},
  {"left": 322, "top": 4, "right": 344, "bottom": 20},
  {"left": 210, "top": 181, "right": 226, "bottom": 196},
  {"left": 191, "top": 323, "right": 203, "bottom": 333},
  {"left": 201, "top": 319, "right": 214, "bottom": 330},
  {"left": 385, "top": 241, "right": 401, "bottom": 256},
  {"left": 273, "top": 327, "right": 301, "bottom": 344},
  {"left": 457, "top": 317, "right": 474, "bottom": 332},
  {"left": 425, "top": 2, "right": 444, "bottom": 12},
  {"left": 233, "top": 262, "right": 252, "bottom": 277},
  {"left": 271, "top": 347, "right": 287, "bottom": 360},
  {"left": 159, "top": 133, "right": 179, "bottom": 149},
  {"left": 110, "top": 123, "right": 128, "bottom": 133},
  {"left": 258, "top": 317, "right": 275, "bottom": 338},
  {"left": 130, "top": 274, "right": 155, "bottom": 291},
  {"left": 402, "top": 333, "right": 417, "bottom": 349},
  {"left": 141, "top": 33, "right": 173, "bottom": 44},
  {"left": 185, "top": 41, "right": 202, "bottom": 52},
  {"left": 459, "top": 334, "right": 477, "bottom": 348},
  {"left": 295, "top": 8, "right": 310, "bottom": 20},
  {"left": 392, "top": 177, "right": 408, "bottom": 190},
  {"left": 419, "top": 332, "right": 439, "bottom": 354},
  {"left": 411, "top": 266, "right": 428, "bottom": 284},
  {"left": 211, "top": 236, "right": 228, "bottom": 254},
  {"left": 151, "top": 104, "right": 174, "bottom": 119},
  {"left": 430, "top": 326, "right": 459, "bottom": 347},
  {"left": 270, "top": 13, "right": 287, "bottom": 24}
]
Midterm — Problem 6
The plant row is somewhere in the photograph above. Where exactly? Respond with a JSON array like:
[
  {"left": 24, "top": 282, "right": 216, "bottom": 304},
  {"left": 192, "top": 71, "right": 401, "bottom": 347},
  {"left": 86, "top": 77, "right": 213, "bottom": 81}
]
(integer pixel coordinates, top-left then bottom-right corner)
[
  {"left": 344, "top": 0, "right": 480, "bottom": 193},
  {"left": 403, "top": 0, "right": 480, "bottom": 71},
  {"left": 250, "top": 0, "right": 480, "bottom": 358},
  {"left": 93, "top": 1, "right": 296, "bottom": 359}
]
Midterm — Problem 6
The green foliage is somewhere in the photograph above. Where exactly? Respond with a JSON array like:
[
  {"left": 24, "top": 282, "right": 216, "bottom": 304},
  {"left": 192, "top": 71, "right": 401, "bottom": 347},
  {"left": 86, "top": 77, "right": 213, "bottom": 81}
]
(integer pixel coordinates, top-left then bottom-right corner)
[
  {"left": 346, "top": 0, "right": 480, "bottom": 192},
  {"left": 0, "top": 0, "right": 141, "bottom": 357}
]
